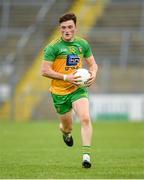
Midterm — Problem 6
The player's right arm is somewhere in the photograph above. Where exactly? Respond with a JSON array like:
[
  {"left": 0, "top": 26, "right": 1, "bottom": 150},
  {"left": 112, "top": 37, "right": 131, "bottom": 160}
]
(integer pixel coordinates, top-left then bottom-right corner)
[
  {"left": 41, "top": 60, "right": 79, "bottom": 85},
  {"left": 41, "top": 60, "right": 64, "bottom": 80}
]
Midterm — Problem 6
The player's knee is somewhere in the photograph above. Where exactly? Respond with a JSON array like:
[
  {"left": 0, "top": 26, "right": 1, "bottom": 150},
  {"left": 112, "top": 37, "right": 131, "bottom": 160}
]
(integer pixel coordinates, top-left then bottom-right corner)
[{"left": 81, "top": 116, "right": 91, "bottom": 126}]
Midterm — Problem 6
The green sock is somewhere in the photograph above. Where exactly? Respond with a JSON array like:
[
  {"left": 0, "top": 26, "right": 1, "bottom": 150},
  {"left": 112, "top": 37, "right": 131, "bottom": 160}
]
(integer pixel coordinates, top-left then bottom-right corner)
[{"left": 82, "top": 146, "right": 91, "bottom": 155}]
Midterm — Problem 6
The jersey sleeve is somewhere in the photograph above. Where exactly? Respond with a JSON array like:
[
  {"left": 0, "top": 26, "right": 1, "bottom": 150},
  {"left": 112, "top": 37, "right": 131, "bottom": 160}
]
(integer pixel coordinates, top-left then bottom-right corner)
[
  {"left": 43, "top": 45, "right": 56, "bottom": 62},
  {"left": 83, "top": 40, "right": 93, "bottom": 58}
]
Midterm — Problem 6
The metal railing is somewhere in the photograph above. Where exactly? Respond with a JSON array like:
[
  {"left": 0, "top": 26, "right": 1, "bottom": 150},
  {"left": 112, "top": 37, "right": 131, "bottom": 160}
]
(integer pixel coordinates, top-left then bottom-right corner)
[
  {"left": 87, "top": 28, "right": 144, "bottom": 66},
  {"left": 0, "top": 0, "right": 55, "bottom": 66}
]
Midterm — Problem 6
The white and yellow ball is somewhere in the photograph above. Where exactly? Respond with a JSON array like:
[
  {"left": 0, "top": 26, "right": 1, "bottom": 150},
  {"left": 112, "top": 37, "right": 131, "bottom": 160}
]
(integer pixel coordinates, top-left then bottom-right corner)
[{"left": 74, "top": 68, "right": 90, "bottom": 86}]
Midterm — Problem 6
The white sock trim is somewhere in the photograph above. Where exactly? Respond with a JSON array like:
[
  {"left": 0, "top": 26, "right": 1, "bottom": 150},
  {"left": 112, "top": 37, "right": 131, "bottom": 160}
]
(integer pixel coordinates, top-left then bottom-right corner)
[{"left": 83, "top": 154, "right": 90, "bottom": 162}]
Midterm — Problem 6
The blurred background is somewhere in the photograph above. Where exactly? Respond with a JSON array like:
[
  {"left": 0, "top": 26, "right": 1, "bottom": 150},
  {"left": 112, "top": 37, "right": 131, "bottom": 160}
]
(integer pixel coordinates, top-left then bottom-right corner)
[{"left": 0, "top": 0, "right": 144, "bottom": 122}]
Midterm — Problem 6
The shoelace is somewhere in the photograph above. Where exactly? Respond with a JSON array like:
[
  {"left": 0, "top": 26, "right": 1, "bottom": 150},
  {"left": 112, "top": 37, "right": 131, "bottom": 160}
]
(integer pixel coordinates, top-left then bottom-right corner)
[{"left": 65, "top": 134, "right": 71, "bottom": 142}]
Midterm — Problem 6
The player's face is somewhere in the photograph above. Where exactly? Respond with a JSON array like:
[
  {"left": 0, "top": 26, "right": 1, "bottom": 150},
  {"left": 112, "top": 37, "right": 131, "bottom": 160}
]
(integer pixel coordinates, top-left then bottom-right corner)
[{"left": 60, "top": 20, "right": 76, "bottom": 42}]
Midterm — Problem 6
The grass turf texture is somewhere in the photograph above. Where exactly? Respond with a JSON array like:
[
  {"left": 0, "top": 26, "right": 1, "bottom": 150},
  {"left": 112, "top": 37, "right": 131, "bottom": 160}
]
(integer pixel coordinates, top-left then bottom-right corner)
[{"left": 0, "top": 121, "right": 144, "bottom": 179}]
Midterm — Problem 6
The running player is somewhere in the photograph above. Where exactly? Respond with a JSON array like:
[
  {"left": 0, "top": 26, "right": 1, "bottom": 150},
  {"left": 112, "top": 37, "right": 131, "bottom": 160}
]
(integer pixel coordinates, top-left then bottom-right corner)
[{"left": 41, "top": 13, "right": 98, "bottom": 168}]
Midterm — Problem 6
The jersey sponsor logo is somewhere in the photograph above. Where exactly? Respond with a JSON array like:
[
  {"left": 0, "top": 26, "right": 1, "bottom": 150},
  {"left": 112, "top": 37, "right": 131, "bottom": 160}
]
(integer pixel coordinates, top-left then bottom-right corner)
[
  {"left": 65, "top": 54, "right": 80, "bottom": 71},
  {"left": 66, "top": 54, "right": 80, "bottom": 66},
  {"left": 65, "top": 66, "right": 79, "bottom": 71}
]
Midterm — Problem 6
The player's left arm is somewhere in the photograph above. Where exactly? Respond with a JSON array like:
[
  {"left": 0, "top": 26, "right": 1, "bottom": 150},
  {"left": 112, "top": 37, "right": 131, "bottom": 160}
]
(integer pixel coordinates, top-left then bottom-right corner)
[{"left": 85, "top": 54, "right": 98, "bottom": 87}]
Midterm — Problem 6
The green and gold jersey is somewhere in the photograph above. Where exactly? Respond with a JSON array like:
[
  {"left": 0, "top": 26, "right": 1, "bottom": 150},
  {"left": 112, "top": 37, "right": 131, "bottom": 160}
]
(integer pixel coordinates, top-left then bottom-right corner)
[{"left": 43, "top": 36, "right": 92, "bottom": 95}]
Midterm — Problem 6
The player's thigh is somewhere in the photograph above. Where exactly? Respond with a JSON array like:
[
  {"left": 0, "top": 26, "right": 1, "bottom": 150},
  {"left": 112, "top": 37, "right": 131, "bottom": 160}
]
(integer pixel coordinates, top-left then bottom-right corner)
[{"left": 72, "top": 98, "right": 90, "bottom": 121}]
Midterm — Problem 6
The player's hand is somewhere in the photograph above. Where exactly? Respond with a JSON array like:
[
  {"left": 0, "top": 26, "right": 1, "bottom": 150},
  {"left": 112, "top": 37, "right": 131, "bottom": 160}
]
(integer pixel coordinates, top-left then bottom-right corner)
[
  {"left": 85, "top": 71, "right": 96, "bottom": 87},
  {"left": 64, "top": 72, "right": 82, "bottom": 86}
]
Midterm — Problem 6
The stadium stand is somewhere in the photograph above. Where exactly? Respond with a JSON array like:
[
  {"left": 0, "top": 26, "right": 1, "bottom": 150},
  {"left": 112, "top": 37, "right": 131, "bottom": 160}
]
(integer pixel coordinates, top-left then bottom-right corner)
[
  {"left": 0, "top": 0, "right": 109, "bottom": 120},
  {"left": 88, "top": 0, "right": 144, "bottom": 94},
  {"left": 91, "top": 0, "right": 144, "bottom": 65},
  {"left": 0, "top": 0, "right": 74, "bottom": 119},
  {"left": 0, "top": 0, "right": 74, "bottom": 83},
  {"left": 0, "top": 0, "right": 144, "bottom": 120}
]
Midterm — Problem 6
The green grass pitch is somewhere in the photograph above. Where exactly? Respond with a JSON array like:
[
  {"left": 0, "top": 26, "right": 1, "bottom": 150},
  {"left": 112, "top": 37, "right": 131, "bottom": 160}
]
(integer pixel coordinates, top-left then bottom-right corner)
[{"left": 0, "top": 121, "right": 144, "bottom": 179}]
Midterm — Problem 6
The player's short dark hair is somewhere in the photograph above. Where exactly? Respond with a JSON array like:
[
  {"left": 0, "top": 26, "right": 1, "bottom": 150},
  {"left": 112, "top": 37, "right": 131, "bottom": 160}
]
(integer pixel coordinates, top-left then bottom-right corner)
[{"left": 59, "top": 13, "right": 77, "bottom": 25}]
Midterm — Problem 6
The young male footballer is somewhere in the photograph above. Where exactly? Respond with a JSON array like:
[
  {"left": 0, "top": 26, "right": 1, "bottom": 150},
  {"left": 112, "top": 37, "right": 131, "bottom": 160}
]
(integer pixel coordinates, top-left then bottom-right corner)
[{"left": 41, "top": 13, "right": 98, "bottom": 168}]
